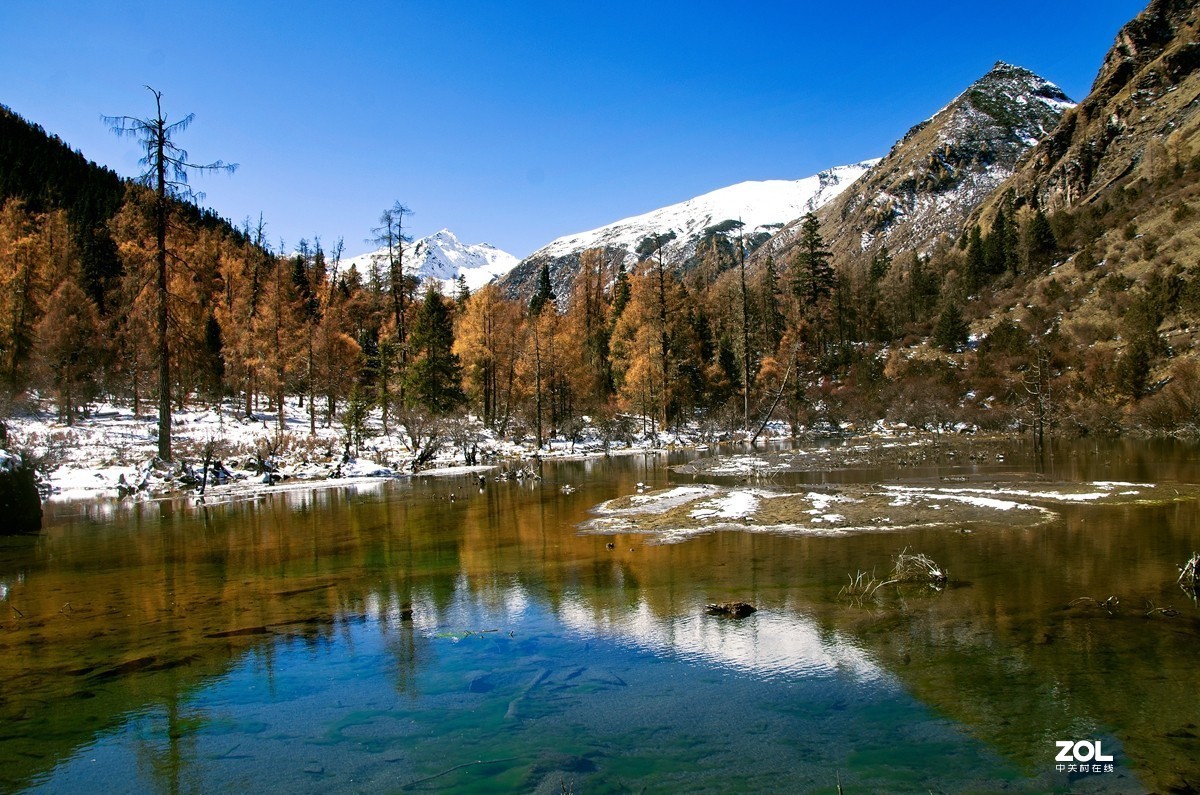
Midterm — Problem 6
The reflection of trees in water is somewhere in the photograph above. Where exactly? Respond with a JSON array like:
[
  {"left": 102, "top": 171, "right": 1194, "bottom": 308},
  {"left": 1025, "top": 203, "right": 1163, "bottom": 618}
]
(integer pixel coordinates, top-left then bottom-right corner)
[
  {"left": 6, "top": 446, "right": 1199, "bottom": 792},
  {"left": 133, "top": 686, "right": 205, "bottom": 795}
]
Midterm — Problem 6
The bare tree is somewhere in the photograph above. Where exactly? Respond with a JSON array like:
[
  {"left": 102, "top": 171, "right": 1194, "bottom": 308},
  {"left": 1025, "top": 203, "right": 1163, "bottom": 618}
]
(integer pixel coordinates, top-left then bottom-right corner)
[
  {"left": 371, "top": 202, "right": 413, "bottom": 422},
  {"left": 105, "top": 87, "right": 236, "bottom": 461}
]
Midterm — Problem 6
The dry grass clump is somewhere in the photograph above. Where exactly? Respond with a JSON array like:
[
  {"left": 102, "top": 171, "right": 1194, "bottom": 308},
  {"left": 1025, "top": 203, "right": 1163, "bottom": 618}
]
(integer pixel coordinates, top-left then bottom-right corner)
[
  {"left": 839, "top": 548, "right": 948, "bottom": 605},
  {"left": 892, "top": 547, "right": 948, "bottom": 586},
  {"left": 839, "top": 569, "right": 885, "bottom": 603},
  {"left": 1179, "top": 552, "right": 1199, "bottom": 591}
]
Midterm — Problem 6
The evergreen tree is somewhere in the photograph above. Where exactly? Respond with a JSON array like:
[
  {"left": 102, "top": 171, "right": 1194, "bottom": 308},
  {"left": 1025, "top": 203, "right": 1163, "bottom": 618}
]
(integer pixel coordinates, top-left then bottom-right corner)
[
  {"left": 869, "top": 244, "right": 891, "bottom": 284},
  {"left": 758, "top": 254, "right": 784, "bottom": 353},
  {"left": 610, "top": 260, "right": 630, "bottom": 326},
  {"left": 529, "top": 261, "right": 555, "bottom": 317},
  {"left": 455, "top": 274, "right": 470, "bottom": 307},
  {"left": 907, "top": 251, "right": 940, "bottom": 322},
  {"left": 405, "top": 287, "right": 465, "bottom": 414},
  {"left": 864, "top": 245, "right": 892, "bottom": 341},
  {"left": 1020, "top": 208, "right": 1058, "bottom": 273},
  {"left": 933, "top": 302, "right": 969, "bottom": 352},
  {"left": 983, "top": 205, "right": 1018, "bottom": 277},
  {"left": 790, "top": 213, "right": 834, "bottom": 308},
  {"left": 964, "top": 225, "right": 986, "bottom": 293}
]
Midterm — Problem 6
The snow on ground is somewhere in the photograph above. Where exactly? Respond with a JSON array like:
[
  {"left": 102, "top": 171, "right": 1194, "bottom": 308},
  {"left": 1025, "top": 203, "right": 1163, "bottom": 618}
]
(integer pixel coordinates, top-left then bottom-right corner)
[
  {"left": 689, "top": 489, "right": 765, "bottom": 520},
  {"left": 5, "top": 396, "right": 773, "bottom": 503},
  {"left": 578, "top": 475, "right": 1192, "bottom": 546}
]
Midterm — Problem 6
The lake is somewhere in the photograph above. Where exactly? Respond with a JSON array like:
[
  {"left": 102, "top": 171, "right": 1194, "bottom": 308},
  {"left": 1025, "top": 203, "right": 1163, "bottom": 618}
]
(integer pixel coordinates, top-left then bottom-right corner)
[{"left": 2, "top": 437, "right": 1198, "bottom": 793}]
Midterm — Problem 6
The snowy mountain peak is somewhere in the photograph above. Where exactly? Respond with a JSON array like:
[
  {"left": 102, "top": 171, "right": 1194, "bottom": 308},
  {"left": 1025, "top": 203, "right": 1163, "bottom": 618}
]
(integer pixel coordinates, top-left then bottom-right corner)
[
  {"left": 345, "top": 229, "right": 519, "bottom": 293},
  {"left": 499, "top": 159, "right": 877, "bottom": 301},
  {"left": 534, "top": 160, "right": 878, "bottom": 263}
]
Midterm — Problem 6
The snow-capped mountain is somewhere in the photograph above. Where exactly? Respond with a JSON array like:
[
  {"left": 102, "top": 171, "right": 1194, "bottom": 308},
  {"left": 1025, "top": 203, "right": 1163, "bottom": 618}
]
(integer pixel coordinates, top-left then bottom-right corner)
[
  {"left": 343, "top": 229, "right": 518, "bottom": 293},
  {"left": 758, "top": 62, "right": 1075, "bottom": 269},
  {"left": 501, "top": 161, "right": 877, "bottom": 301}
]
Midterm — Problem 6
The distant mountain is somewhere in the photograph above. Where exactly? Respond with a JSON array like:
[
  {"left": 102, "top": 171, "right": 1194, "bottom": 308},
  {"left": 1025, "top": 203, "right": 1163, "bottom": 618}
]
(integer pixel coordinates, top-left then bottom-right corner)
[
  {"left": 757, "top": 62, "right": 1075, "bottom": 271},
  {"left": 343, "top": 229, "right": 519, "bottom": 293},
  {"left": 500, "top": 161, "right": 877, "bottom": 302}
]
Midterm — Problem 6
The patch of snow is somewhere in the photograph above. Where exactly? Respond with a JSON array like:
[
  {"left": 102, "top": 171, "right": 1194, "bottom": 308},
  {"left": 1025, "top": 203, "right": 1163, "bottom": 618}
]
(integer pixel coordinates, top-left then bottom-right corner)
[
  {"left": 623, "top": 485, "right": 715, "bottom": 513},
  {"left": 690, "top": 489, "right": 763, "bottom": 520}
]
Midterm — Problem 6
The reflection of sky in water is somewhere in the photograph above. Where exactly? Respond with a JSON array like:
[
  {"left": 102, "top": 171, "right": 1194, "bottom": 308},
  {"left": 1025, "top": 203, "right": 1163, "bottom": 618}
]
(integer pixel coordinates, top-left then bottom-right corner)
[
  {"left": 558, "top": 595, "right": 886, "bottom": 683},
  {"left": 27, "top": 583, "right": 1070, "bottom": 794}
]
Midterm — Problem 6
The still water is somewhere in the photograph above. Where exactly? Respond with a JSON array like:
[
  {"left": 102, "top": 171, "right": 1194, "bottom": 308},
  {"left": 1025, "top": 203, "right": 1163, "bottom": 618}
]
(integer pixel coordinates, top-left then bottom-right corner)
[{"left": 2, "top": 439, "right": 1198, "bottom": 793}]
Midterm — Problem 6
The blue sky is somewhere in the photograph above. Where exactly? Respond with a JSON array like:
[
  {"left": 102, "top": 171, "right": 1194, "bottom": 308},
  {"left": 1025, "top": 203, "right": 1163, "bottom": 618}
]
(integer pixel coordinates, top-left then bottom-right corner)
[{"left": 1, "top": 1, "right": 1147, "bottom": 259}]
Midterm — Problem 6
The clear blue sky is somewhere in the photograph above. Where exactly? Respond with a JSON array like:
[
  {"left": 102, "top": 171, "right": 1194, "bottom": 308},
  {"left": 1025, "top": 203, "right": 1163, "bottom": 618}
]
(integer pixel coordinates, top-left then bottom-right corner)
[{"left": 1, "top": 1, "right": 1147, "bottom": 259}]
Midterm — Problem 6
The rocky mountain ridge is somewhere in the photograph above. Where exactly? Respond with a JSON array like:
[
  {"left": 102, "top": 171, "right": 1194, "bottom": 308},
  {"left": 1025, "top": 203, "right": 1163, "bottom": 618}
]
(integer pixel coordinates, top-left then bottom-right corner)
[
  {"left": 977, "top": 0, "right": 1200, "bottom": 219},
  {"left": 754, "top": 62, "right": 1075, "bottom": 275}
]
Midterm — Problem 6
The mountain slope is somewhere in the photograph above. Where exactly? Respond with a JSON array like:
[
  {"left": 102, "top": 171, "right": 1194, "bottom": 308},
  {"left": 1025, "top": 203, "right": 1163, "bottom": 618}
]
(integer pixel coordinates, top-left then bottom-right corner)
[
  {"left": 980, "top": 0, "right": 1200, "bottom": 216},
  {"left": 343, "top": 229, "right": 519, "bottom": 293},
  {"left": 963, "top": 0, "right": 1200, "bottom": 374},
  {"left": 501, "top": 161, "right": 876, "bottom": 302},
  {"left": 755, "top": 62, "right": 1075, "bottom": 273}
]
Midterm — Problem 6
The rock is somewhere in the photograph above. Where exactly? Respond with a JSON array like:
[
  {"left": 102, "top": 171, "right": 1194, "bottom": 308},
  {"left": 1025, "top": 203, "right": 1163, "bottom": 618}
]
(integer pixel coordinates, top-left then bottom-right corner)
[
  {"left": 0, "top": 451, "right": 42, "bottom": 534},
  {"left": 705, "top": 601, "right": 756, "bottom": 618}
]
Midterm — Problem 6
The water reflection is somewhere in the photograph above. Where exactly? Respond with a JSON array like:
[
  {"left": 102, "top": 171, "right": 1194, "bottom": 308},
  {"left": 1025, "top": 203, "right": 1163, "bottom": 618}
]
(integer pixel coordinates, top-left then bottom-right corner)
[
  {"left": 558, "top": 596, "right": 885, "bottom": 682},
  {"left": 1, "top": 442, "right": 1197, "bottom": 792}
]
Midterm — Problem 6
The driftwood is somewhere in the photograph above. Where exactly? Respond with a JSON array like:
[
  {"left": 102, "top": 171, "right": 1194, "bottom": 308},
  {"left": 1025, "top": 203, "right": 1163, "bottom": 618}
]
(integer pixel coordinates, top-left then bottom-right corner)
[{"left": 1069, "top": 595, "right": 1120, "bottom": 616}]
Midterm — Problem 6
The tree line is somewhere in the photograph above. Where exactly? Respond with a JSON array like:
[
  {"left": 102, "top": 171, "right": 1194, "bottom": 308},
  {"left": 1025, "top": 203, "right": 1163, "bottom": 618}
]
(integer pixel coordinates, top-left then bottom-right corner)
[{"left": 5, "top": 96, "right": 1200, "bottom": 458}]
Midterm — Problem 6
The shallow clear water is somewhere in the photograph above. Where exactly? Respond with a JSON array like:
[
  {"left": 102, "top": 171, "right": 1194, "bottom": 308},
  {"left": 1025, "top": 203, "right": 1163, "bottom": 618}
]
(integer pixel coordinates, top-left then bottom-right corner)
[{"left": 2, "top": 439, "right": 1198, "bottom": 793}]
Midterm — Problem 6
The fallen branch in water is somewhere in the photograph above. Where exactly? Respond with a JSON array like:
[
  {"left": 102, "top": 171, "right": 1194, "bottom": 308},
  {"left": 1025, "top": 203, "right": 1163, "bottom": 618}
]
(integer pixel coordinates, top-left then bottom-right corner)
[
  {"left": 402, "top": 756, "right": 522, "bottom": 790},
  {"left": 1144, "top": 600, "right": 1180, "bottom": 618},
  {"left": 892, "top": 547, "right": 948, "bottom": 587},
  {"left": 1069, "top": 595, "right": 1120, "bottom": 616}
]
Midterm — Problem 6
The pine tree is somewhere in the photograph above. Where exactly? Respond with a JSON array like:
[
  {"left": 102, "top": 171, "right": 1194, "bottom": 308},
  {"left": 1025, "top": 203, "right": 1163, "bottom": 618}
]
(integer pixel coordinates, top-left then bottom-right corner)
[
  {"left": 907, "top": 251, "right": 940, "bottom": 322},
  {"left": 757, "top": 254, "right": 784, "bottom": 354},
  {"left": 964, "top": 225, "right": 986, "bottom": 294},
  {"left": 404, "top": 287, "right": 465, "bottom": 415},
  {"left": 790, "top": 213, "right": 834, "bottom": 308},
  {"left": 1020, "top": 208, "right": 1058, "bottom": 273},
  {"left": 610, "top": 260, "right": 630, "bottom": 326},
  {"left": 864, "top": 245, "right": 892, "bottom": 341},
  {"left": 933, "top": 302, "right": 969, "bottom": 352},
  {"left": 529, "top": 261, "right": 555, "bottom": 317}
]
